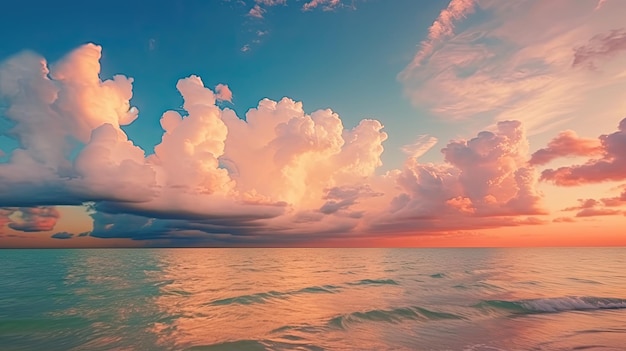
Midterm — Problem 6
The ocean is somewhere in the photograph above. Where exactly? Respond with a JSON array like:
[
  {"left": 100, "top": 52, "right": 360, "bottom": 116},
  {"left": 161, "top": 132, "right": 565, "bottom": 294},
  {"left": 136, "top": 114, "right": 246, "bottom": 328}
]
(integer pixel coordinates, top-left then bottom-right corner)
[{"left": 1, "top": 248, "right": 625, "bottom": 350}]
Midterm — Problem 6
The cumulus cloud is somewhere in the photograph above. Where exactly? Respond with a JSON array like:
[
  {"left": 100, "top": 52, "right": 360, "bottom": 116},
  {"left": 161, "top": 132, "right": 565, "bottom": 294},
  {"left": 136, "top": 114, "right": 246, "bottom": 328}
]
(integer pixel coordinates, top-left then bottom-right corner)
[
  {"left": 541, "top": 118, "right": 626, "bottom": 185},
  {"left": 0, "top": 43, "right": 552, "bottom": 245},
  {"left": 373, "top": 120, "right": 546, "bottom": 236}
]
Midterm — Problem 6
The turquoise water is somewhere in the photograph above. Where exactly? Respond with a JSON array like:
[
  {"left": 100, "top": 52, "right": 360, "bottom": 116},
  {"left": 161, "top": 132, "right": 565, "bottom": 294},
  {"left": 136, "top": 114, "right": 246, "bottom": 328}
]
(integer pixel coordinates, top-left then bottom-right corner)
[{"left": 1, "top": 248, "right": 625, "bottom": 350}]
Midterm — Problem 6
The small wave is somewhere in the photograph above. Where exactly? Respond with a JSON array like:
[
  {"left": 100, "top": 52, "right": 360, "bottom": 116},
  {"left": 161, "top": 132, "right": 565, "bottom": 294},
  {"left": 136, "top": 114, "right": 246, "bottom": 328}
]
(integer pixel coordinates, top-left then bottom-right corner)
[
  {"left": 296, "top": 285, "right": 340, "bottom": 294},
  {"left": 477, "top": 296, "right": 626, "bottom": 314},
  {"left": 185, "top": 340, "right": 267, "bottom": 351},
  {"left": 208, "top": 285, "right": 339, "bottom": 306},
  {"left": 347, "top": 278, "right": 399, "bottom": 286},
  {"left": 430, "top": 273, "right": 446, "bottom": 278},
  {"left": 328, "top": 306, "right": 463, "bottom": 329},
  {"left": 210, "top": 291, "right": 283, "bottom": 306}
]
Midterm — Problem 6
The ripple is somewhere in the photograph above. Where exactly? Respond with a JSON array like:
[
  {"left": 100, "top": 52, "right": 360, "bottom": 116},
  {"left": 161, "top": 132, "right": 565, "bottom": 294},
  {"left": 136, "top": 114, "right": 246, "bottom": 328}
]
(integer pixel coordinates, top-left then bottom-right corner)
[{"left": 347, "top": 278, "right": 399, "bottom": 286}]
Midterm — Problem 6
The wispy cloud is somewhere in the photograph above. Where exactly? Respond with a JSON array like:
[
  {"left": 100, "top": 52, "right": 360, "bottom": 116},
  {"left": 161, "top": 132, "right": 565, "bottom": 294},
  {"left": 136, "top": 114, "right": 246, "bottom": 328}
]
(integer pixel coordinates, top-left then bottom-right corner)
[{"left": 399, "top": 0, "right": 626, "bottom": 135}]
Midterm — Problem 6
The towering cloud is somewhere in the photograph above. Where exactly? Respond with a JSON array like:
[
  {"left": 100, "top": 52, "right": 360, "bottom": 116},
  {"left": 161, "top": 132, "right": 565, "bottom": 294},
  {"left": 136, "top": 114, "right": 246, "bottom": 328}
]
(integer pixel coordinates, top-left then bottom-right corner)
[
  {"left": 0, "top": 43, "right": 548, "bottom": 243},
  {"left": 390, "top": 120, "right": 544, "bottom": 223}
]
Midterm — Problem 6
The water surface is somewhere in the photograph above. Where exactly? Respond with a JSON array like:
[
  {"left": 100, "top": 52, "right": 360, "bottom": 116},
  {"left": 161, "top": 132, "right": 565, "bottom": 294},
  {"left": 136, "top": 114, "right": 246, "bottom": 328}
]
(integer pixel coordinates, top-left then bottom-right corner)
[{"left": 1, "top": 248, "right": 625, "bottom": 350}]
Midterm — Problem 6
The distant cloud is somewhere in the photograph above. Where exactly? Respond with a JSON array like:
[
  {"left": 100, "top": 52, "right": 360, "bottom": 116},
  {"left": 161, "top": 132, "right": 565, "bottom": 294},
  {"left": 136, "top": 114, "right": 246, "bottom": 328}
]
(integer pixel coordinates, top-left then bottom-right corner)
[
  {"left": 541, "top": 118, "right": 626, "bottom": 186},
  {"left": 255, "top": 0, "right": 286, "bottom": 5},
  {"left": 400, "top": 0, "right": 626, "bottom": 135},
  {"left": 303, "top": 0, "right": 342, "bottom": 11},
  {"left": 573, "top": 28, "right": 626, "bottom": 69},
  {"left": 2, "top": 207, "right": 60, "bottom": 232},
  {"left": 215, "top": 84, "right": 233, "bottom": 102},
  {"left": 401, "top": 135, "right": 438, "bottom": 159},
  {"left": 248, "top": 4, "right": 265, "bottom": 18},
  {"left": 51, "top": 232, "right": 74, "bottom": 239},
  {"left": 401, "top": 0, "right": 476, "bottom": 72},
  {"left": 529, "top": 130, "right": 603, "bottom": 166}
]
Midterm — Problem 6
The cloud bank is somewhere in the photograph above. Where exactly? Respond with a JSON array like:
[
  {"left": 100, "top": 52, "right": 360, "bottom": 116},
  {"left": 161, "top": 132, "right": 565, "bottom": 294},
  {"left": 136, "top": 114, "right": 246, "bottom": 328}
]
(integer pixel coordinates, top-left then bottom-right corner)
[{"left": 0, "top": 43, "right": 557, "bottom": 245}]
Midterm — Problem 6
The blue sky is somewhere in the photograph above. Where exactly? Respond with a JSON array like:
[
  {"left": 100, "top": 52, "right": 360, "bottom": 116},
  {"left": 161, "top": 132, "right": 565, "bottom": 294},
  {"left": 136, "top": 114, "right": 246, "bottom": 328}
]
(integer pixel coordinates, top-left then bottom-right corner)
[{"left": 0, "top": 0, "right": 454, "bottom": 170}]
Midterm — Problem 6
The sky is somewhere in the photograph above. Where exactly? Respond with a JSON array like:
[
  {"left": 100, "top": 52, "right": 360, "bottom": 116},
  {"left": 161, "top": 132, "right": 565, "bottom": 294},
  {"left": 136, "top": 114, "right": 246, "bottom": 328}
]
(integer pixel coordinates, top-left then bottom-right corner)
[{"left": 1, "top": 0, "right": 626, "bottom": 247}]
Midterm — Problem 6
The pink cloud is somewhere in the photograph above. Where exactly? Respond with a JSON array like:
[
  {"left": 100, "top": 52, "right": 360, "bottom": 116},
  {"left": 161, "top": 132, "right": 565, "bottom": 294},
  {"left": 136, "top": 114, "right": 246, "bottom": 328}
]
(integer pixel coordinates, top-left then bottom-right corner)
[
  {"left": 399, "top": 0, "right": 626, "bottom": 136},
  {"left": 248, "top": 4, "right": 265, "bottom": 18},
  {"left": 553, "top": 217, "right": 576, "bottom": 223},
  {"left": 215, "top": 83, "right": 233, "bottom": 102},
  {"left": 303, "top": 0, "right": 341, "bottom": 11},
  {"left": 576, "top": 207, "right": 621, "bottom": 217},
  {"left": 541, "top": 118, "right": 626, "bottom": 185},
  {"left": 401, "top": 0, "right": 476, "bottom": 73},
  {"left": 561, "top": 192, "right": 626, "bottom": 218},
  {"left": 529, "top": 130, "right": 603, "bottom": 165},
  {"left": 386, "top": 120, "right": 546, "bottom": 232},
  {"left": 0, "top": 44, "right": 554, "bottom": 245},
  {"left": 256, "top": 0, "right": 286, "bottom": 5},
  {"left": 573, "top": 28, "right": 626, "bottom": 69}
]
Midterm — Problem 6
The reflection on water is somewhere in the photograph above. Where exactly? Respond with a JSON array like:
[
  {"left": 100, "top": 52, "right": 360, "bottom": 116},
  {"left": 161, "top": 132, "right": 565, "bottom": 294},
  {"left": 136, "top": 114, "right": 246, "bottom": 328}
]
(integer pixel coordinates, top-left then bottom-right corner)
[{"left": 0, "top": 248, "right": 625, "bottom": 350}]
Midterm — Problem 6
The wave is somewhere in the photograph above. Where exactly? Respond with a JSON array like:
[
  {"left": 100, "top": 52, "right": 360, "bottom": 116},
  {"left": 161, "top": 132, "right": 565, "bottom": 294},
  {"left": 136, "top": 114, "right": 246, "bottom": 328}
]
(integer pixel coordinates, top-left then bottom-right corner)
[
  {"left": 347, "top": 278, "right": 399, "bottom": 286},
  {"left": 328, "top": 306, "right": 463, "bottom": 329},
  {"left": 185, "top": 340, "right": 267, "bottom": 351},
  {"left": 208, "top": 285, "right": 340, "bottom": 306},
  {"left": 477, "top": 296, "right": 626, "bottom": 314}
]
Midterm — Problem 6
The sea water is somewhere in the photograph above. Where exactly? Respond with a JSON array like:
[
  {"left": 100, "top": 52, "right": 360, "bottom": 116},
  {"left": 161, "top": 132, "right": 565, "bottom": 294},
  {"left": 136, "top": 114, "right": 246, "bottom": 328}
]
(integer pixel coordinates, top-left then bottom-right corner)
[{"left": 1, "top": 248, "right": 625, "bottom": 350}]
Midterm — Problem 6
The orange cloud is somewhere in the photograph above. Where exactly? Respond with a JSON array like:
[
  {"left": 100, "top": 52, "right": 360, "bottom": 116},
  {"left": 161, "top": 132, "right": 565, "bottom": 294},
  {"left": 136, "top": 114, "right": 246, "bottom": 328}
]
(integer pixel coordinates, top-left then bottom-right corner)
[
  {"left": 541, "top": 118, "right": 626, "bottom": 186},
  {"left": 529, "top": 130, "right": 604, "bottom": 165}
]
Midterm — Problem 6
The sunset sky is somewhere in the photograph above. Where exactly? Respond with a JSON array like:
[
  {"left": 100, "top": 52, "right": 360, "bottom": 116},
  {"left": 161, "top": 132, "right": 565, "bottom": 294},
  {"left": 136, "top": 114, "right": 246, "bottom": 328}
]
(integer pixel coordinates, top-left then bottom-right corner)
[{"left": 1, "top": 0, "right": 626, "bottom": 247}]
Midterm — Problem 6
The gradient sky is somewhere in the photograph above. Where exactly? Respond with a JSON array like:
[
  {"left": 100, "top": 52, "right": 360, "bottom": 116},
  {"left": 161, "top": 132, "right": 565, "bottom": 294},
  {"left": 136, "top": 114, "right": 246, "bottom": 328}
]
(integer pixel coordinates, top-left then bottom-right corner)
[{"left": 1, "top": 0, "right": 626, "bottom": 247}]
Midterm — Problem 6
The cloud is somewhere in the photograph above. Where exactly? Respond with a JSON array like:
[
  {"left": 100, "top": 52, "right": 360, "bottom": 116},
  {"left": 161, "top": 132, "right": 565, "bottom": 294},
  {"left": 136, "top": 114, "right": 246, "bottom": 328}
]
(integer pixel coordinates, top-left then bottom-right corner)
[
  {"left": 51, "top": 232, "right": 74, "bottom": 239},
  {"left": 3, "top": 206, "right": 60, "bottom": 232},
  {"left": 561, "top": 192, "right": 626, "bottom": 218},
  {"left": 256, "top": 0, "right": 286, "bottom": 5},
  {"left": 303, "top": 0, "right": 342, "bottom": 11},
  {"left": 0, "top": 43, "right": 552, "bottom": 245},
  {"left": 541, "top": 118, "right": 626, "bottom": 185},
  {"left": 380, "top": 120, "right": 546, "bottom": 234},
  {"left": 401, "top": 135, "right": 438, "bottom": 159},
  {"left": 401, "top": 0, "right": 476, "bottom": 72},
  {"left": 529, "top": 130, "right": 603, "bottom": 165},
  {"left": 215, "top": 84, "right": 233, "bottom": 102},
  {"left": 248, "top": 4, "right": 265, "bottom": 18},
  {"left": 553, "top": 217, "right": 576, "bottom": 223},
  {"left": 399, "top": 0, "right": 626, "bottom": 135},
  {"left": 573, "top": 28, "right": 626, "bottom": 69}
]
